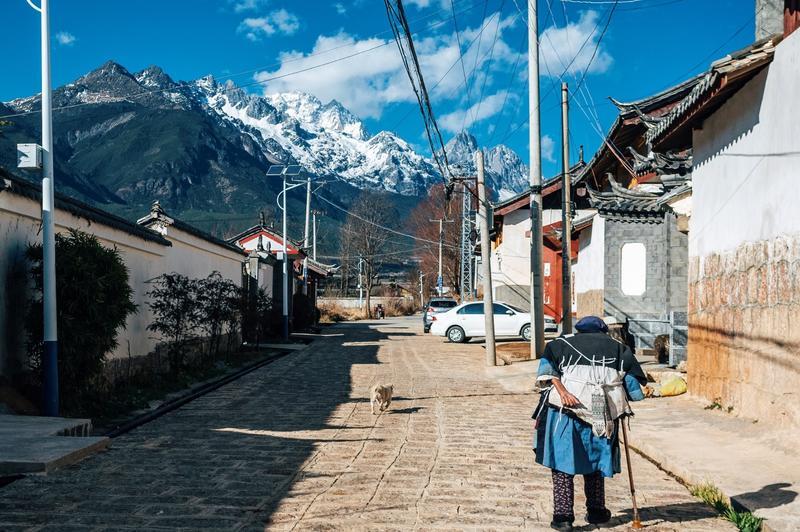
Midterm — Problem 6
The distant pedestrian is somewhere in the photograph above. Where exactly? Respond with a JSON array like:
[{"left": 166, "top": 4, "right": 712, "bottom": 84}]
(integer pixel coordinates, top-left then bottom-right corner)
[{"left": 532, "top": 316, "right": 648, "bottom": 531}]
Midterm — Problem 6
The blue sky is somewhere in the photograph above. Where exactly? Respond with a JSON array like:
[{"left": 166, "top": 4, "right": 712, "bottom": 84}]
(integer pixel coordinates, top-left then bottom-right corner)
[{"left": 1, "top": 0, "right": 755, "bottom": 178}]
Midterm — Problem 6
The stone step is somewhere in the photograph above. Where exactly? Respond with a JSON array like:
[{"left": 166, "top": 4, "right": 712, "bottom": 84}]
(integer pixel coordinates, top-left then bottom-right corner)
[{"left": 0, "top": 414, "right": 110, "bottom": 475}]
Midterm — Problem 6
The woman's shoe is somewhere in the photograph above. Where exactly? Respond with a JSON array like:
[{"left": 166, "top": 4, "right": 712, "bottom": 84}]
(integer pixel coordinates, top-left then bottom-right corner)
[
  {"left": 586, "top": 507, "right": 612, "bottom": 525},
  {"left": 550, "top": 514, "right": 575, "bottom": 531}
]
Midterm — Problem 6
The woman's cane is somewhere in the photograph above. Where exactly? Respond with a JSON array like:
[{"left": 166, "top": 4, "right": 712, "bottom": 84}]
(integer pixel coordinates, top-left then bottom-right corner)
[{"left": 621, "top": 418, "right": 643, "bottom": 528}]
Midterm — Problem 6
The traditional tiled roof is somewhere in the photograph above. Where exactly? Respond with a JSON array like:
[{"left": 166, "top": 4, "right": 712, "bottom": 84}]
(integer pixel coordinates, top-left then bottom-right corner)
[
  {"left": 228, "top": 221, "right": 304, "bottom": 254},
  {"left": 492, "top": 160, "right": 587, "bottom": 216},
  {"left": 587, "top": 175, "right": 667, "bottom": 221},
  {"left": 137, "top": 201, "right": 245, "bottom": 254},
  {"left": 646, "top": 36, "right": 778, "bottom": 148},
  {"left": 0, "top": 168, "right": 171, "bottom": 246}
]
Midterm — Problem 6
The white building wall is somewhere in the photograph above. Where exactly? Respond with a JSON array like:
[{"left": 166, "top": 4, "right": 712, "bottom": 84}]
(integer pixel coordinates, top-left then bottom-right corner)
[
  {"left": 688, "top": 30, "right": 800, "bottom": 428},
  {"left": 492, "top": 209, "right": 532, "bottom": 297},
  {"left": 574, "top": 215, "right": 605, "bottom": 292},
  {"left": 691, "top": 31, "right": 800, "bottom": 257},
  {"left": 0, "top": 190, "right": 245, "bottom": 377}
]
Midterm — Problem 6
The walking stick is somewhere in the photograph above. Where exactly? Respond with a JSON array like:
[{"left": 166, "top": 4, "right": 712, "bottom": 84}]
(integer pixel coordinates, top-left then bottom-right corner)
[{"left": 621, "top": 418, "right": 643, "bottom": 528}]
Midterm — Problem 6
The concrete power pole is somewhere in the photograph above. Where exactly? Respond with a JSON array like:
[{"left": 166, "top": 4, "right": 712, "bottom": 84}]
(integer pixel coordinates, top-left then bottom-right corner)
[
  {"left": 429, "top": 217, "right": 453, "bottom": 296},
  {"left": 528, "top": 0, "right": 545, "bottom": 358},
  {"left": 561, "top": 82, "right": 573, "bottom": 334},
  {"left": 476, "top": 151, "right": 496, "bottom": 366},
  {"left": 312, "top": 211, "right": 318, "bottom": 261},
  {"left": 302, "top": 176, "right": 311, "bottom": 295}
]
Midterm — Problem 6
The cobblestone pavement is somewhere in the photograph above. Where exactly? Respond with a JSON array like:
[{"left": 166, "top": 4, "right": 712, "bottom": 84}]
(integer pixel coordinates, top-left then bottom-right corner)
[{"left": 0, "top": 317, "right": 732, "bottom": 531}]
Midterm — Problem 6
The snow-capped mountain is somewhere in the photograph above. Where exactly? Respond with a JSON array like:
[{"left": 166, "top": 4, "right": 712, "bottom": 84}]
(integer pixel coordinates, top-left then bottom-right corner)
[
  {"left": 1, "top": 61, "right": 528, "bottom": 219},
  {"left": 443, "top": 131, "right": 529, "bottom": 200},
  {"left": 194, "top": 77, "right": 441, "bottom": 195}
]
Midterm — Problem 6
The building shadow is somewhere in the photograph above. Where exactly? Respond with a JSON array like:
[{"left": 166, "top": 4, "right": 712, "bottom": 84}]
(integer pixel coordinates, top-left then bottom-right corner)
[{"left": 0, "top": 320, "right": 395, "bottom": 530}]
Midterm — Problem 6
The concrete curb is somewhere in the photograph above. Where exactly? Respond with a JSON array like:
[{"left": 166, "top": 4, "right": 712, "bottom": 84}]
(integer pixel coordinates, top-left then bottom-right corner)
[{"left": 629, "top": 437, "right": 780, "bottom": 532}]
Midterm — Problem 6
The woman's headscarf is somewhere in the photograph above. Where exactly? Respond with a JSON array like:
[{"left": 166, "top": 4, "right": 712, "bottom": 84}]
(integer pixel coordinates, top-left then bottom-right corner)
[{"left": 575, "top": 315, "right": 609, "bottom": 334}]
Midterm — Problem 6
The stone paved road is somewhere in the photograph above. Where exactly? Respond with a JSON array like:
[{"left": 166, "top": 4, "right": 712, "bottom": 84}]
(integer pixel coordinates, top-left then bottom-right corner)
[{"left": 0, "top": 317, "right": 732, "bottom": 531}]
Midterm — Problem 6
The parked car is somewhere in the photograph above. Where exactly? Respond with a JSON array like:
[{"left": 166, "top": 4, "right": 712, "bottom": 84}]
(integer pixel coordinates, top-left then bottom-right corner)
[
  {"left": 429, "top": 301, "right": 557, "bottom": 342},
  {"left": 422, "top": 297, "right": 458, "bottom": 332}
]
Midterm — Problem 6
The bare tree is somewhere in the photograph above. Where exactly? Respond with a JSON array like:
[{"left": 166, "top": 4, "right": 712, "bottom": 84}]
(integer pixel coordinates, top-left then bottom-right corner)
[
  {"left": 339, "top": 192, "right": 396, "bottom": 317},
  {"left": 407, "top": 184, "right": 463, "bottom": 299}
]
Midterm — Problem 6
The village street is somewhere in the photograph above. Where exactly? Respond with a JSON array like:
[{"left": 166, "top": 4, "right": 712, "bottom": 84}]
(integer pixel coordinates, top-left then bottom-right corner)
[{"left": 0, "top": 317, "right": 730, "bottom": 531}]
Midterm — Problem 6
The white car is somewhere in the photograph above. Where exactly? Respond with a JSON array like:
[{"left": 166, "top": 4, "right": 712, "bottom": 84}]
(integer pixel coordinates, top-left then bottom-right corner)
[{"left": 430, "top": 301, "right": 556, "bottom": 343}]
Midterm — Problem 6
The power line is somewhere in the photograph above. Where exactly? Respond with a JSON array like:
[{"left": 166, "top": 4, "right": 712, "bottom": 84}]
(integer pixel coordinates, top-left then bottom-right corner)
[
  {"left": 388, "top": 7, "right": 503, "bottom": 133},
  {"left": 314, "top": 191, "right": 459, "bottom": 249},
  {"left": 451, "top": 0, "right": 480, "bottom": 131},
  {"left": 472, "top": 0, "right": 508, "bottom": 126}
]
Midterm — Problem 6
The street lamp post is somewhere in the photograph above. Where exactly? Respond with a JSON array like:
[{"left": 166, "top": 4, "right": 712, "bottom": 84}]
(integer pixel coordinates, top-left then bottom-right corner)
[
  {"left": 268, "top": 165, "right": 304, "bottom": 341},
  {"left": 24, "top": 0, "right": 58, "bottom": 416}
]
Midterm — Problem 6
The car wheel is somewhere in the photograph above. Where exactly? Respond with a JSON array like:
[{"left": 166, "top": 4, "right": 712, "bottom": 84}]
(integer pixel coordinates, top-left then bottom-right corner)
[
  {"left": 521, "top": 324, "right": 531, "bottom": 341},
  {"left": 447, "top": 326, "right": 466, "bottom": 343}
]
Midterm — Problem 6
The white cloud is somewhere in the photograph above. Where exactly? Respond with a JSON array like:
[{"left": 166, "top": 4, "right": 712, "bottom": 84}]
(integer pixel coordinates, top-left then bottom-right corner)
[
  {"left": 439, "top": 91, "right": 514, "bottom": 133},
  {"left": 334, "top": 2, "right": 347, "bottom": 15},
  {"left": 252, "top": 11, "right": 518, "bottom": 119},
  {"left": 239, "top": 9, "right": 300, "bottom": 41},
  {"left": 55, "top": 31, "right": 76, "bottom": 46},
  {"left": 539, "top": 10, "right": 613, "bottom": 77},
  {"left": 231, "top": 0, "right": 268, "bottom": 13},
  {"left": 541, "top": 134, "right": 555, "bottom": 163}
]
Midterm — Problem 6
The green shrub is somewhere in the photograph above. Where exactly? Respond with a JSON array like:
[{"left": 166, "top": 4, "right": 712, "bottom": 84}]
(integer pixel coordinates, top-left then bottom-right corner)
[
  {"left": 146, "top": 273, "right": 199, "bottom": 374},
  {"left": 26, "top": 229, "right": 137, "bottom": 413}
]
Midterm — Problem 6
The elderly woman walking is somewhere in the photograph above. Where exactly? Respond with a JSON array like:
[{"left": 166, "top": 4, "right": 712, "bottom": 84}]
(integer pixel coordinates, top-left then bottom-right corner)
[{"left": 533, "top": 316, "right": 648, "bottom": 531}]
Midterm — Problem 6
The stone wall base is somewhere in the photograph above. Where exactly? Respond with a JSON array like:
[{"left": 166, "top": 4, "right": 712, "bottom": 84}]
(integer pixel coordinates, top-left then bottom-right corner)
[{"left": 688, "top": 234, "right": 800, "bottom": 429}]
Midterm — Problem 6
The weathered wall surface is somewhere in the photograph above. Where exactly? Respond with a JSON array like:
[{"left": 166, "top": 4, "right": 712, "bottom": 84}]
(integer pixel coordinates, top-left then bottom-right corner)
[
  {"left": 688, "top": 31, "right": 800, "bottom": 427},
  {"left": 0, "top": 187, "right": 244, "bottom": 378},
  {"left": 688, "top": 236, "right": 800, "bottom": 428}
]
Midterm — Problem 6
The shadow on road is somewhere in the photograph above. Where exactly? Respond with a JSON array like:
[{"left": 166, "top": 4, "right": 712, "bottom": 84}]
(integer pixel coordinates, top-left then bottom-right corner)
[{"left": 0, "top": 320, "right": 403, "bottom": 530}]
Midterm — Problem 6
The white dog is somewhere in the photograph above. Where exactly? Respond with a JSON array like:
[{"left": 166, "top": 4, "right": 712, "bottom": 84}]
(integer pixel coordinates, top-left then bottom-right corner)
[{"left": 370, "top": 384, "right": 394, "bottom": 415}]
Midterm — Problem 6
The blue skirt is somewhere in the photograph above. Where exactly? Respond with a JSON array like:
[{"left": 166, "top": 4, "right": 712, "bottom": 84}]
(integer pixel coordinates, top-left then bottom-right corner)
[{"left": 534, "top": 407, "right": 621, "bottom": 478}]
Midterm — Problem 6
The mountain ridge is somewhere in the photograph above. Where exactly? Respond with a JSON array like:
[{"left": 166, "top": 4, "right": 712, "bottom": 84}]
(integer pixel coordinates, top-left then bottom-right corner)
[{"left": 0, "top": 60, "right": 529, "bottom": 232}]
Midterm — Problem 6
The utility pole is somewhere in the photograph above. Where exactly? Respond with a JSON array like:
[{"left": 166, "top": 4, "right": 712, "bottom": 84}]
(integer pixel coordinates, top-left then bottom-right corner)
[
  {"left": 302, "top": 176, "right": 311, "bottom": 295},
  {"left": 268, "top": 164, "right": 304, "bottom": 341},
  {"left": 312, "top": 211, "right": 318, "bottom": 261},
  {"left": 281, "top": 175, "right": 290, "bottom": 340},
  {"left": 476, "top": 150, "right": 496, "bottom": 366},
  {"left": 419, "top": 270, "right": 424, "bottom": 309},
  {"left": 358, "top": 256, "right": 364, "bottom": 310},
  {"left": 429, "top": 217, "right": 453, "bottom": 296},
  {"left": 561, "top": 82, "right": 573, "bottom": 334},
  {"left": 528, "top": 0, "right": 545, "bottom": 358}
]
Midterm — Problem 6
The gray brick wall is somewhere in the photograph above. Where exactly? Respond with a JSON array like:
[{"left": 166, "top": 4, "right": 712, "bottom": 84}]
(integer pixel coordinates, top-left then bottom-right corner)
[{"left": 603, "top": 214, "right": 688, "bottom": 353}]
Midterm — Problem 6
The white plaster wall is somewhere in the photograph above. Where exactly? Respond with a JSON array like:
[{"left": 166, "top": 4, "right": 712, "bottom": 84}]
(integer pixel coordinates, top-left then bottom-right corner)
[
  {"left": 0, "top": 191, "right": 245, "bottom": 376},
  {"left": 492, "top": 209, "right": 531, "bottom": 294},
  {"left": 574, "top": 215, "right": 604, "bottom": 293},
  {"left": 691, "top": 30, "right": 800, "bottom": 257}
]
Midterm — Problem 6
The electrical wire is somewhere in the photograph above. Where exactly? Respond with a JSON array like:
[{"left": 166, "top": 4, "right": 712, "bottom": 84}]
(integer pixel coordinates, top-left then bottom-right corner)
[
  {"left": 472, "top": 0, "right": 508, "bottom": 127},
  {"left": 314, "top": 190, "right": 459, "bottom": 249},
  {"left": 451, "top": 0, "right": 480, "bottom": 131}
]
